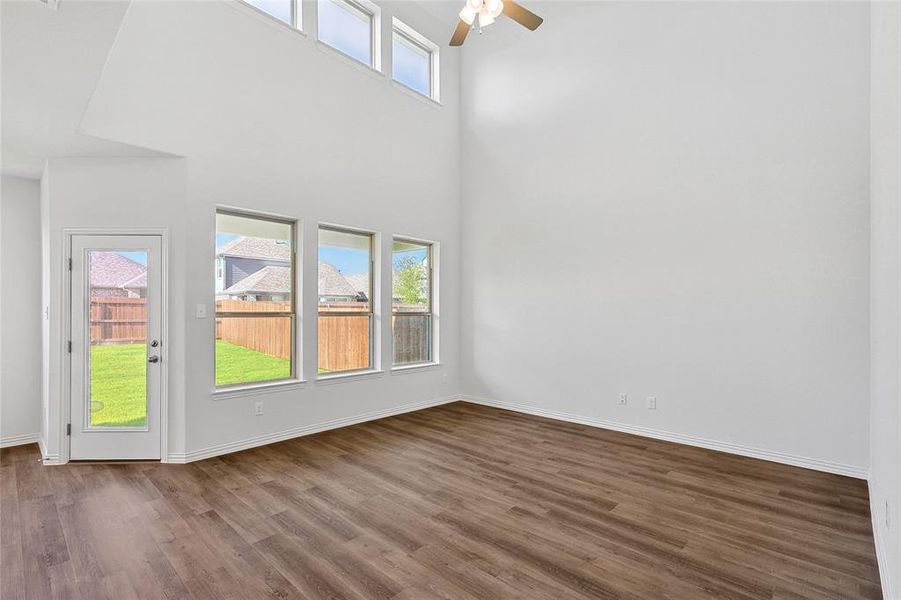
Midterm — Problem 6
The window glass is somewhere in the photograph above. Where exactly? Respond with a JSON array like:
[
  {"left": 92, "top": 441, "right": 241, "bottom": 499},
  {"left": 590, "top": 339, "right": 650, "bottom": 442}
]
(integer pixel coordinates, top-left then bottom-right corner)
[
  {"left": 318, "top": 227, "right": 373, "bottom": 373},
  {"left": 88, "top": 250, "right": 149, "bottom": 428},
  {"left": 215, "top": 211, "right": 296, "bottom": 387},
  {"left": 392, "top": 239, "right": 432, "bottom": 365},
  {"left": 243, "top": 0, "right": 294, "bottom": 25},
  {"left": 393, "top": 31, "right": 430, "bottom": 97},
  {"left": 318, "top": 0, "right": 373, "bottom": 66}
]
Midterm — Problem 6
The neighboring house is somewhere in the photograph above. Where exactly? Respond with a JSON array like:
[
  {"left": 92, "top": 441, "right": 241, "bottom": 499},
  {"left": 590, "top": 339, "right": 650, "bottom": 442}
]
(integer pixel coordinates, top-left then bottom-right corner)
[
  {"left": 343, "top": 272, "right": 370, "bottom": 299},
  {"left": 216, "top": 236, "right": 365, "bottom": 304},
  {"left": 215, "top": 236, "right": 291, "bottom": 294},
  {"left": 90, "top": 251, "right": 147, "bottom": 298},
  {"left": 222, "top": 265, "right": 291, "bottom": 302},
  {"left": 318, "top": 263, "right": 366, "bottom": 303}
]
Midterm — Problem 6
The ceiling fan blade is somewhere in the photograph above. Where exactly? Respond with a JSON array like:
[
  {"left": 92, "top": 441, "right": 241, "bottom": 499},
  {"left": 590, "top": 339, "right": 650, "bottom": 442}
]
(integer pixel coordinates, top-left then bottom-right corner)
[
  {"left": 450, "top": 19, "right": 470, "bottom": 46},
  {"left": 503, "top": 1, "right": 543, "bottom": 31}
]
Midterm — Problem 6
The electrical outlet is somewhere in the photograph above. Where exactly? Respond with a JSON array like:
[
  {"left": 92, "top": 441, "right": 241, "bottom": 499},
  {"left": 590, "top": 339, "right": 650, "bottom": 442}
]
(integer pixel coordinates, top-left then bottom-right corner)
[
  {"left": 196, "top": 304, "right": 207, "bottom": 318},
  {"left": 618, "top": 393, "right": 628, "bottom": 405},
  {"left": 254, "top": 401, "right": 263, "bottom": 416},
  {"left": 646, "top": 396, "right": 657, "bottom": 410}
]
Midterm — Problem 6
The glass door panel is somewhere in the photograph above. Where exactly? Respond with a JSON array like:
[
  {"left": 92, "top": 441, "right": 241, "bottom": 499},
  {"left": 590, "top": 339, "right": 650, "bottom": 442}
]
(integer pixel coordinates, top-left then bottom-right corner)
[{"left": 87, "top": 250, "right": 149, "bottom": 429}]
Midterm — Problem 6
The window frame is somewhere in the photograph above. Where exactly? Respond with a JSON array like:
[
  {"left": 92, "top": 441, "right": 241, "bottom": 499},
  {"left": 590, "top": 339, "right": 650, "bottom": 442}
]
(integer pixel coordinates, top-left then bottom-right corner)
[
  {"left": 317, "top": 225, "right": 376, "bottom": 376},
  {"left": 391, "top": 237, "right": 435, "bottom": 368},
  {"left": 391, "top": 18, "right": 440, "bottom": 101},
  {"left": 239, "top": 0, "right": 302, "bottom": 30},
  {"left": 317, "top": 0, "right": 382, "bottom": 71},
  {"left": 214, "top": 208, "right": 299, "bottom": 390}
]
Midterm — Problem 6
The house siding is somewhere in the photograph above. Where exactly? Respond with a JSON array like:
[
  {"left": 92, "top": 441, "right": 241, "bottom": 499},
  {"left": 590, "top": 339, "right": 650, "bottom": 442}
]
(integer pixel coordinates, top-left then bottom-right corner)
[{"left": 224, "top": 257, "right": 288, "bottom": 289}]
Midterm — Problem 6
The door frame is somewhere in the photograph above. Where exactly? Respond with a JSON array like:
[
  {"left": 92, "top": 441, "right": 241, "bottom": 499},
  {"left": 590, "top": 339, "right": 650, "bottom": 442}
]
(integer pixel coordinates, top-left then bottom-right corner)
[{"left": 61, "top": 228, "right": 170, "bottom": 463}]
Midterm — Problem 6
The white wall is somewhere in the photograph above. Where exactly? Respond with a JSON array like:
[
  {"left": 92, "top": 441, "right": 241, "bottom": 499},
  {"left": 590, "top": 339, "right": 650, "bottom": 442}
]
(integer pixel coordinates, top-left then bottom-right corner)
[
  {"left": 41, "top": 158, "right": 188, "bottom": 462},
  {"left": 869, "top": 1, "right": 901, "bottom": 595},
  {"left": 461, "top": 1, "right": 871, "bottom": 474},
  {"left": 44, "top": 0, "right": 461, "bottom": 460},
  {"left": 0, "top": 175, "right": 42, "bottom": 445}
]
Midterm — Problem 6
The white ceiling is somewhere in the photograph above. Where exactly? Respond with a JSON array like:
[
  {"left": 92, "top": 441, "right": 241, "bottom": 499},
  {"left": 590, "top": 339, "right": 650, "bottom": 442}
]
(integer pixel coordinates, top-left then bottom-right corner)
[
  {"left": 415, "top": 0, "right": 465, "bottom": 27},
  {"left": 1, "top": 0, "right": 168, "bottom": 179}
]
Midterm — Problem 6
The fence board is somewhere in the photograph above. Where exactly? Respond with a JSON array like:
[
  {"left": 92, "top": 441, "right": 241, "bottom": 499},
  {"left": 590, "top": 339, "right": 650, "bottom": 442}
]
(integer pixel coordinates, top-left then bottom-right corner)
[
  {"left": 90, "top": 297, "right": 147, "bottom": 344},
  {"left": 89, "top": 298, "right": 429, "bottom": 371}
]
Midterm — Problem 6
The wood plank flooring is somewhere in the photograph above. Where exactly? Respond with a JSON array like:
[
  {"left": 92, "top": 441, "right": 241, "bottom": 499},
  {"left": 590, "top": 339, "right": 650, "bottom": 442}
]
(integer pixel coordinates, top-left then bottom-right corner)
[{"left": 0, "top": 402, "right": 882, "bottom": 599}]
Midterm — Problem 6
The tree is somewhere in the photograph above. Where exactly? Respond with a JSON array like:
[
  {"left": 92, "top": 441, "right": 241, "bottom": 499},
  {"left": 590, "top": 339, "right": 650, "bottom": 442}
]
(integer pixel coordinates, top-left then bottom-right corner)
[{"left": 394, "top": 257, "right": 427, "bottom": 305}]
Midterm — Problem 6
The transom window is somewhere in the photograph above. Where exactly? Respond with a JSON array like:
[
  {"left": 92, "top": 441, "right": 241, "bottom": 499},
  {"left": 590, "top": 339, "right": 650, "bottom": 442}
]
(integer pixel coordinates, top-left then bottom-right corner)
[
  {"left": 318, "top": 227, "right": 375, "bottom": 374},
  {"left": 241, "top": 0, "right": 299, "bottom": 28},
  {"left": 215, "top": 210, "right": 297, "bottom": 388},
  {"left": 392, "top": 238, "right": 434, "bottom": 366},
  {"left": 318, "top": 0, "right": 380, "bottom": 69},
  {"left": 392, "top": 18, "right": 439, "bottom": 100}
]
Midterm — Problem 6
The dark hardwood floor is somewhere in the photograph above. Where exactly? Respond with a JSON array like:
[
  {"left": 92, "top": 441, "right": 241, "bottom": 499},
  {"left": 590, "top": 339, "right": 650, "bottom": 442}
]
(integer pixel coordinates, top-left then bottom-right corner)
[{"left": 0, "top": 402, "right": 881, "bottom": 599}]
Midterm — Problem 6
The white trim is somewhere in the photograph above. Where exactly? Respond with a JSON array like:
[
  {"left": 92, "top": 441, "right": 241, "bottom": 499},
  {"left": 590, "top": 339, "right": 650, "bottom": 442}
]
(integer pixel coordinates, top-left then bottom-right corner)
[
  {"left": 316, "top": 0, "right": 382, "bottom": 72},
  {"left": 390, "top": 362, "right": 441, "bottom": 374},
  {"left": 462, "top": 395, "right": 869, "bottom": 479},
  {"left": 39, "top": 435, "right": 62, "bottom": 465},
  {"left": 390, "top": 16, "right": 440, "bottom": 102},
  {"left": 212, "top": 378, "right": 306, "bottom": 400},
  {"left": 168, "top": 394, "right": 460, "bottom": 463},
  {"left": 315, "top": 368, "right": 384, "bottom": 384},
  {"left": 869, "top": 478, "right": 894, "bottom": 600},
  {"left": 230, "top": 0, "right": 304, "bottom": 33},
  {"left": 0, "top": 432, "right": 40, "bottom": 448},
  {"left": 61, "top": 228, "right": 170, "bottom": 464}
]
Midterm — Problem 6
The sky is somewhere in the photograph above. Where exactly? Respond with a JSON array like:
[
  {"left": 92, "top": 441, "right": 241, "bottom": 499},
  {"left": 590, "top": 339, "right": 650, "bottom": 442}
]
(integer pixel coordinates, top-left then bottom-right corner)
[
  {"left": 320, "top": 245, "right": 369, "bottom": 273},
  {"left": 119, "top": 251, "right": 147, "bottom": 266},
  {"left": 392, "top": 37, "right": 429, "bottom": 96},
  {"left": 215, "top": 233, "right": 427, "bottom": 274},
  {"left": 318, "top": 0, "right": 372, "bottom": 65}
]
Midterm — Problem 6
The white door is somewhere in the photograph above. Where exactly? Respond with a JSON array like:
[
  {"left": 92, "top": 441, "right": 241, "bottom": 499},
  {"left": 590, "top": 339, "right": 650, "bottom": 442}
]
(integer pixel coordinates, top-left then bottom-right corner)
[{"left": 70, "top": 235, "right": 163, "bottom": 460}]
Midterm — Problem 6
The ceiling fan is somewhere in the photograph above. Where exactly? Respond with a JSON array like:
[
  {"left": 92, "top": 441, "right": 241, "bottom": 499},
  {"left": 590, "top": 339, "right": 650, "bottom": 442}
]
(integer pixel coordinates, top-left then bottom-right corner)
[{"left": 449, "top": 0, "right": 543, "bottom": 46}]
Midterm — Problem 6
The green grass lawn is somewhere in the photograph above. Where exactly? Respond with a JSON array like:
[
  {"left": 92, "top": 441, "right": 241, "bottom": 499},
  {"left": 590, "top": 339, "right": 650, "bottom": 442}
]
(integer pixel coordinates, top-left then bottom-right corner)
[
  {"left": 89, "top": 341, "right": 292, "bottom": 427},
  {"left": 215, "top": 340, "right": 291, "bottom": 386},
  {"left": 90, "top": 344, "right": 149, "bottom": 428}
]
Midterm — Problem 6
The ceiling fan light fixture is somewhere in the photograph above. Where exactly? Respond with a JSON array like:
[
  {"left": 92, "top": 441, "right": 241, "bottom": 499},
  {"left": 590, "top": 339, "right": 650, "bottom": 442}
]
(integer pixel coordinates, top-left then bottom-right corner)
[
  {"left": 450, "top": 0, "right": 542, "bottom": 46},
  {"left": 478, "top": 7, "right": 495, "bottom": 27},
  {"left": 459, "top": 5, "right": 477, "bottom": 25}
]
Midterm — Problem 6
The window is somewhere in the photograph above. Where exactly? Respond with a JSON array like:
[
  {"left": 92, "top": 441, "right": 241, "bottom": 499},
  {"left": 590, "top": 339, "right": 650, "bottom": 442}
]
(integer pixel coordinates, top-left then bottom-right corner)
[
  {"left": 392, "top": 239, "right": 433, "bottom": 366},
  {"left": 392, "top": 19, "right": 439, "bottom": 100},
  {"left": 318, "top": 0, "right": 380, "bottom": 69},
  {"left": 319, "top": 227, "right": 374, "bottom": 374},
  {"left": 215, "top": 210, "right": 296, "bottom": 387},
  {"left": 241, "top": 0, "right": 298, "bottom": 27}
]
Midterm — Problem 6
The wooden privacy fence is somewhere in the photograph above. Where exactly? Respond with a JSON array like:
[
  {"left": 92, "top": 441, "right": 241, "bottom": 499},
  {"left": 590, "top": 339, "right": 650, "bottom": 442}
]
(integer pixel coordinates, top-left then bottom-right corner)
[
  {"left": 90, "top": 298, "right": 428, "bottom": 370},
  {"left": 90, "top": 297, "right": 147, "bottom": 344}
]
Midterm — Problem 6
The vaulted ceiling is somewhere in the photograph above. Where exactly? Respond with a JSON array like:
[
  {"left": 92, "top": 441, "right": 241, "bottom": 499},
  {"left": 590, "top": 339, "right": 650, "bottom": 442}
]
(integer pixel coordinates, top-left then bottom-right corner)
[{"left": 1, "top": 0, "right": 168, "bottom": 179}]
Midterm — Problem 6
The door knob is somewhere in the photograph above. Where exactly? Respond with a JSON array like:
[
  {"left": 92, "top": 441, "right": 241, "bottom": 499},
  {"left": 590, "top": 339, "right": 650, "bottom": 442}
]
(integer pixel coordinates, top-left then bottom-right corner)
[{"left": 148, "top": 355, "right": 160, "bottom": 363}]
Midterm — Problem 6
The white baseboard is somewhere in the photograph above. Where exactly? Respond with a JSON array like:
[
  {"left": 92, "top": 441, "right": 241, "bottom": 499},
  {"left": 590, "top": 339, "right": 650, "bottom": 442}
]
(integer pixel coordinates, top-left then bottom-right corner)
[
  {"left": 0, "top": 432, "right": 40, "bottom": 449},
  {"left": 462, "top": 395, "right": 868, "bottom": 479},
  {"left": 168, "top": 395, "right": 461, "bottom": 463},
  {"left": 36, "top": 435, "right": 63, "bottom": 465}
]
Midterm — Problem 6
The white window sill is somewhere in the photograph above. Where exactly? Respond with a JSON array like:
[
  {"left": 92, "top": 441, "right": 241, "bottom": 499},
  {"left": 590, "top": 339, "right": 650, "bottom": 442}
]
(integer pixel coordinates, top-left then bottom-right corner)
[
  {"left": 390, "top": 80, "right": 442, "bottom": 109},
  {"left": 212, "top": 378, "right": 306, "bottom": 400},
  {"left": 315, "top": 369, "right": 384, "bottom": 385},
  {"left": 315, "top": 40, "right": 384, "bottom": 79},
  {"left": 390, "top": 362, "right": 441, "bottom": 375}
]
